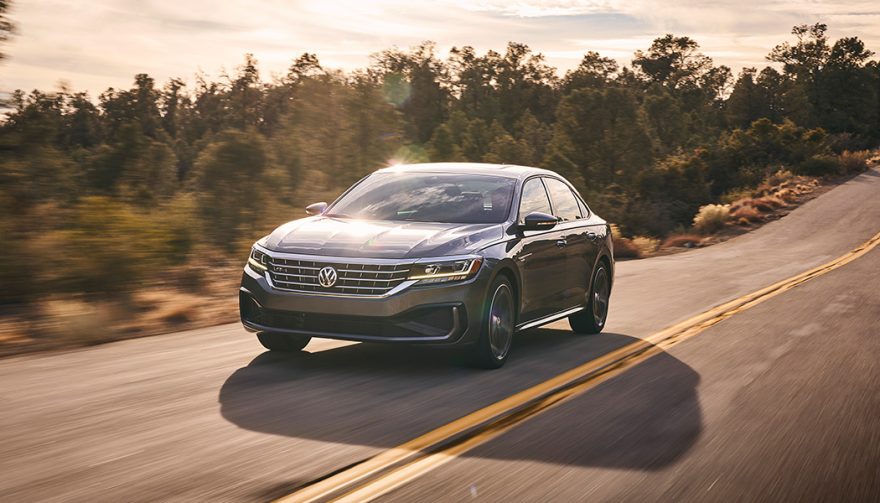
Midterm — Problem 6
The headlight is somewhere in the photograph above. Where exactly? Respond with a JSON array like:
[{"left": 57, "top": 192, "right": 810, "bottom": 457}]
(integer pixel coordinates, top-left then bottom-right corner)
[
  {"left": 408, "top": 257, "right": 482, "bottom": 285},
  {"left": 247, "top": 246, "right": 268, "bottom": 273}
]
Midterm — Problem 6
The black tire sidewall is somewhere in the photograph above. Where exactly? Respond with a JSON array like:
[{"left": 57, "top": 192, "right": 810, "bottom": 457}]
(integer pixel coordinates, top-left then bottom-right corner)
[
  {"left": 257, "top": 332, "right": 311, "bottom": 352},
  {"left": 569, "top": 262, "right": 608, "bottom": 334}
]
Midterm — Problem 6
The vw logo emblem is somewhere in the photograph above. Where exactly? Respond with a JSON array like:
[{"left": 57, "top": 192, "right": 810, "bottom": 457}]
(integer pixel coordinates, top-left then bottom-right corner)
[{"left": 317, "top": 266, "right": 338, "bottom": 288}]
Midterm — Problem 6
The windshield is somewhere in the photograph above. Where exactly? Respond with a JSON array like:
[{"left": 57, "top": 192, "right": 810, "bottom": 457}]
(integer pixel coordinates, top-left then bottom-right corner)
[{"left": 326, "top": 172, "right": 516, "bottom": 224}]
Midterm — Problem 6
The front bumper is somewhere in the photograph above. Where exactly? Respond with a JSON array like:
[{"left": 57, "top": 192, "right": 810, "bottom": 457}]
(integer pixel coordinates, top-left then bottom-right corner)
[{"left": 239, "top": 263, "right": 490, "bottom": 344}]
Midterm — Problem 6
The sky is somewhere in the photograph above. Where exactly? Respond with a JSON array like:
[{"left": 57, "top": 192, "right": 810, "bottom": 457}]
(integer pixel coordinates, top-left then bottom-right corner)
[{"left": 2, "top": 0, "right": 879, "bottom": 97}]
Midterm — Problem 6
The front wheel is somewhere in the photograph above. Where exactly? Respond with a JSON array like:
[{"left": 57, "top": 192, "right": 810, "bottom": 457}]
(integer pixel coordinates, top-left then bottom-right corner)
[
  {"left": 470, "top": 276, "right": 516, "bottom": 369},
  {"left": 256, "top": 332, "right": 311, "bottom": 352},
  {"left": 569, "top": 263, "right": 610, "bottom": 334}
]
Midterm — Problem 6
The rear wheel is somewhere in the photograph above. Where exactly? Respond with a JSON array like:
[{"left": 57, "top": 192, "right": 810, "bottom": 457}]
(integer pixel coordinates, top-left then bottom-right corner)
[
  {"left": 256, "top": 332, "right": 311, "bottom": 352},
  {"left": 569, "top": 263, "right": 610, "bottom": 334},
  {"left": 470, "top": 277, "right": 516, "bottom": 369}
]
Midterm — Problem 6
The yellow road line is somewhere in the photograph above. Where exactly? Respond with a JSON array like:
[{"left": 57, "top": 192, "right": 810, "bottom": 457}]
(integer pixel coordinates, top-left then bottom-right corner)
[{"left": 279, "top": 231, "right": 880, "bottom": 503}]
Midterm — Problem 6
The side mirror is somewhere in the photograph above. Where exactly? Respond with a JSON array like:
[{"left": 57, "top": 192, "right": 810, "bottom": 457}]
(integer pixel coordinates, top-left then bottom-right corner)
[
  {"left": 520, "top": 211, "right": 558, "bottom": 231},
  {"left": 306, "top": 202, "right": 328, "bottom": 216}
]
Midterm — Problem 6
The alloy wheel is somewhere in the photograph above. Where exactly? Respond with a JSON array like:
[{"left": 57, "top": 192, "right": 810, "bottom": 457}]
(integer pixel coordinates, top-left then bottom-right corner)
[
  {"left": 592, "top": 267, "right": 610, "bottom": 328},
  {"left": 488, "top": 284, "right": 514, "bottom": 360}
]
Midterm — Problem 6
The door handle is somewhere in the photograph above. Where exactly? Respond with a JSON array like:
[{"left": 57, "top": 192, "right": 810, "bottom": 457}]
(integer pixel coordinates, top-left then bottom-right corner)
[{"left": 556, "top": 239, "right": 567, "bottom": 248}]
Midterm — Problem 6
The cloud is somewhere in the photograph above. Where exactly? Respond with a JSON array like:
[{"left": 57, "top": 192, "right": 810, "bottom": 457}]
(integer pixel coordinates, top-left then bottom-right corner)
[{"left": 1, "top": 0, "right": 878, "bottom": 96}]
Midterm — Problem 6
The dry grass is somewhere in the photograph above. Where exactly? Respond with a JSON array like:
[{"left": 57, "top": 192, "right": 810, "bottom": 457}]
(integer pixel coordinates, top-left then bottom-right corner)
[
  {"left": 773, "top": 187, "right": 799, "bottom": 203},
  {"left": 662, "top": 234, "right": 703, "bottom": 248},
  {"left": 0, "top": 260, "right": 242, "bottom": 357},
  {"left": 693, "top": 204, "right": 731, "bottom": 234},
  {"left": 748, "top": 195, "right": 786, "bottom": 212},
  {"left": 766, "top": 169, "right": 796, "bottom": 187},
  {"left": 720, "top": 187, "right": 757, "bottom": 205},
  {"left": 29, "top": 298, "right": 123, "bottom": 346},
  {"left": 730, "top": 205, "right": 762, "bottom": 223}
]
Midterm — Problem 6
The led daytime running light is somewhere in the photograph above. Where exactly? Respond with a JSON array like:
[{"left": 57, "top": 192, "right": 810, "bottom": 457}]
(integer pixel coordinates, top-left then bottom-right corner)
[{"left": 408, "top": 258, "right": 482, "bottom": 280}]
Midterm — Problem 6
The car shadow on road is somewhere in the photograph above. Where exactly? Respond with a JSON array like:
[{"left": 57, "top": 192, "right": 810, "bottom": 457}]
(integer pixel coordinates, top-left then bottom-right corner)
[{"left": 218, "top": 328, "right": 701, "bottom": 471}]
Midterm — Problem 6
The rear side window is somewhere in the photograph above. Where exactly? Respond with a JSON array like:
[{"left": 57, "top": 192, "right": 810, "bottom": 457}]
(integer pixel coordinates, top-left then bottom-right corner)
[
  {"left": 577, "top": 197, "right": 590, "bottom": 218},
  {"left": 518, "top": 178, "right": 552, "bottom": 222},
  {"left": 544, "top": 178, "right": 582, "bottom": 221}
]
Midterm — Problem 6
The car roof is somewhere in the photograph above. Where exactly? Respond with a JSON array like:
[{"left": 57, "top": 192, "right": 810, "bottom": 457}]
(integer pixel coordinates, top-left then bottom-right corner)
[{"left": 373, "top": 162, "right": 558, "bottom": 180}]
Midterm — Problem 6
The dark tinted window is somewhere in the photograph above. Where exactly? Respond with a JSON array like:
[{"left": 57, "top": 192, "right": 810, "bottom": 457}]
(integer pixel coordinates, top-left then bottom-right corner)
[
  {"left": 545, "top": 178, "right": 582, "bottom": 221},
  {"left": 327, "top": 172, "right": 515, "bottom": 224},
  {"left": 518, "top": 178, "right": 552, "bottom": 222}
]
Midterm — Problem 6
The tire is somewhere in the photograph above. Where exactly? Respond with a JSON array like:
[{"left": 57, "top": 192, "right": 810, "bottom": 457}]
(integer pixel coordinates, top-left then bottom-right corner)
[
  {"left": 256, "top": 332, "right": 311, "bottom": 352},
  {"left": 470, "top": 276, "right": 516, "bottom": 369},
  {"left": 569, "top": 262, "right": 610, "bottom": 335}
]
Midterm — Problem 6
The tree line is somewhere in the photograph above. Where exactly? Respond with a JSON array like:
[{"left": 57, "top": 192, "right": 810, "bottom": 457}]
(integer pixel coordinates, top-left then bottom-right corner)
[{"left": 0, "top": 23, "right": 878, "bottom": 302}]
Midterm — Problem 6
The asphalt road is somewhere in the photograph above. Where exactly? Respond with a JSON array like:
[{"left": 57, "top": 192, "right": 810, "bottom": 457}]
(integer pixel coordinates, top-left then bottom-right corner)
[{"left": 1, "top": 168, "right": 879, "bottom": 502}]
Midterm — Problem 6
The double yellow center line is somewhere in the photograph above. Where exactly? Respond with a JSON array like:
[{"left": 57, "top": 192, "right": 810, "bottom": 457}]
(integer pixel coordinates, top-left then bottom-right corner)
[{"left": 279, "top": 231, "right": 880, "bottom": 503}]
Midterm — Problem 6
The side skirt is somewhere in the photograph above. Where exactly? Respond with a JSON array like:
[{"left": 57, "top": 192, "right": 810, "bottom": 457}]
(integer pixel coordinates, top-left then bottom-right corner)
[{"left": 516, "top": 306, "right": 585, "bottom": 332}]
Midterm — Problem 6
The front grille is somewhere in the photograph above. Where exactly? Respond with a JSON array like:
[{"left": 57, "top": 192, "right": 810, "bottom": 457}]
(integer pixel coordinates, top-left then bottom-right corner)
[{"left": 266, "top": 256, "right": 412, "bottom": 296}]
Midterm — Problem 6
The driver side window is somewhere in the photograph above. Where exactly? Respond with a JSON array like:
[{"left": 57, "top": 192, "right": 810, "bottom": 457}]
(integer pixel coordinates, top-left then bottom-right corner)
[{"left": 518, "top": 178, "right": 553, "bottom": 223}]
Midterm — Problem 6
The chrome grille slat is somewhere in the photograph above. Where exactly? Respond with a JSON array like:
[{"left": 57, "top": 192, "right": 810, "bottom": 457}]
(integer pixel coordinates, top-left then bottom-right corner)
[
  {"left": 272, "top": 263, "right": 321, "bottom": 270},
  {"left": 332, "top": 276, "right": 401, "bottom": 283},
  {"left": 336, "top": 268, "right": 409, "bottom": 274},
  {"left": 265, "top": 255, "right": 412, "bottom": 296}
]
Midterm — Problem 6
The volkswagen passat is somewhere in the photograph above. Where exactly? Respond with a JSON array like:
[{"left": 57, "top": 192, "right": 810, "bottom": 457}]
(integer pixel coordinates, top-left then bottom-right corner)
[{"left": 239, "top": 163, "right": 614, "bottom": 368}]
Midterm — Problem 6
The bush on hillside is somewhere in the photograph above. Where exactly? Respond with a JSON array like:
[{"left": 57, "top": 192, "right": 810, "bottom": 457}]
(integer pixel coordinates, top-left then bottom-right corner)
[
  {"left": 797, "top": 155, "right": 840, "bottom": 176},
  {"left": 631, "top": 236, "right": 660, "bottom": 256},
  {"left": 692, "top": 204, "right": 731, "bottom": 234},
  {"left": 837, "top": 150, "right": 870, "bottom": 174}
]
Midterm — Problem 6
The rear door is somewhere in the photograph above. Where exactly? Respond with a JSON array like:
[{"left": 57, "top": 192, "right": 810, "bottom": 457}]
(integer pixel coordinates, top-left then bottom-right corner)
[
  {"left": 543, "top": 177, "right": 593, "bottom": 308},
  {"left": 515, "top": 177, "right": 568, "bottom": 321}
]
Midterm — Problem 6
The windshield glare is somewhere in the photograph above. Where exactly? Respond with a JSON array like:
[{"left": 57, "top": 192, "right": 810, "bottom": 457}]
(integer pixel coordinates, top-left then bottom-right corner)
[{"left": 326, "top": 172, "right": 516, "bottom": 224}]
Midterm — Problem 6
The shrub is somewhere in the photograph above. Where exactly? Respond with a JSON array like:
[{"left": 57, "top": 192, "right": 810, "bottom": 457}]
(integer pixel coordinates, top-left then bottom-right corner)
[
  {"left": 692, "top": 204, "right": 731, "bottom": 234},
  {"left": 662, "top": 234, "right": 703, "bottom": 248},
  {"left": 631, "top": 236, "right": 660, "bottom": 256},
  {"left": 837, "top": 150, "right": 870, "bottom": 174},
  {"left": 613, "top": 237, "right": 641, "bottom": 258},
  {"left": 610, "top": 225, "right": 641, "bottom": 258},
  {"left": 797, "top": 155, "right": 840, "bottom": 177}
]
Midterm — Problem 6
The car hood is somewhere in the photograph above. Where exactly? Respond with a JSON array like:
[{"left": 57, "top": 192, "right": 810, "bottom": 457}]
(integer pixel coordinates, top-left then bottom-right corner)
[{"left": 263, "top": 216, "right": 505, "bottom": 259}]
